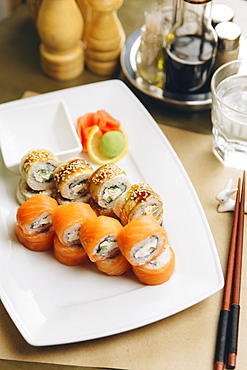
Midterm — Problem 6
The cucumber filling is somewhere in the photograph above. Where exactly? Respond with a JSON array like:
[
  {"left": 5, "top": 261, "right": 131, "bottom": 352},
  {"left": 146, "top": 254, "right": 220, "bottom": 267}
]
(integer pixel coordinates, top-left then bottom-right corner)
[
  {"left": 97, "top": 236, "right": 118, "bottom": 254},
  {"left": 103, "top": 184, "right": 126, "bottom": 203}
]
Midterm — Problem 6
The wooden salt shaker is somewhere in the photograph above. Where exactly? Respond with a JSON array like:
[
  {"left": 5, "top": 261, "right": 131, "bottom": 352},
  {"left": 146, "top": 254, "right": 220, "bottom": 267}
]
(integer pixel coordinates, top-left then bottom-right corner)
[
  {"left": 84, "top": 0, "right": 125, "bottom": 76},
  {"left": 37, "top": 0, "right": 84, "bottom": 80}
]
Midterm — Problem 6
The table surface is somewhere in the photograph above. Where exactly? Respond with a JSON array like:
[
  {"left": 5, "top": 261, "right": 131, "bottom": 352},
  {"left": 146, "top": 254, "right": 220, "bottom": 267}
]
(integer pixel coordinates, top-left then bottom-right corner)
[
  {"left": 0, "top": 1, "right": 247, "bottom": 370},
  {"left": 1, "top": 0, "right": 247, "bottom": 135}
]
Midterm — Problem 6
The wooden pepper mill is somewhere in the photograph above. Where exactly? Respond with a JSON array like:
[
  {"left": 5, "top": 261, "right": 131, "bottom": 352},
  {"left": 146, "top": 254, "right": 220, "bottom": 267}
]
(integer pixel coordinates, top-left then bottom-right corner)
[
  {"left": 84, "top": 0, "right": 125, "bottom": 76},
  {"left": 76, "top": 0, "right": 91, "bottom": 34},
  {"left": 37, "top": 0, "right": 84, "bottom": 80}
]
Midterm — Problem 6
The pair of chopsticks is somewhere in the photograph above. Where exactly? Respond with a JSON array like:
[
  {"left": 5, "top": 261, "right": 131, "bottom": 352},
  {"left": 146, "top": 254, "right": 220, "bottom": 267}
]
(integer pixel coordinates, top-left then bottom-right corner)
[{"left": 214, "top": 172, "right": 245, "bottom": 370}]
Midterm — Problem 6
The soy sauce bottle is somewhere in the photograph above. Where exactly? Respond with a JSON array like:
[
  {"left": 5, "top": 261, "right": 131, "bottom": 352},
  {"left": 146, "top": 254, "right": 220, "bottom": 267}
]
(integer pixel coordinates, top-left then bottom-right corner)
[{"left": 164, "top": 0, "right": 217, "bottom": 96}]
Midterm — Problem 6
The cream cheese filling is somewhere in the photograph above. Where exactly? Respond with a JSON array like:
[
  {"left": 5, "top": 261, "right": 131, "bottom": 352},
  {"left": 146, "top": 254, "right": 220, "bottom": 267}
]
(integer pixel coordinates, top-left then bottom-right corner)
[
  {"left": 34, "top": 165, "right": 56, "bottom": 183},
  {"left": 134, "top": 235, "right": 158, "bottom": 259},
  {"left": 30, "top": 214, "right": 52, "bottom": 230}
]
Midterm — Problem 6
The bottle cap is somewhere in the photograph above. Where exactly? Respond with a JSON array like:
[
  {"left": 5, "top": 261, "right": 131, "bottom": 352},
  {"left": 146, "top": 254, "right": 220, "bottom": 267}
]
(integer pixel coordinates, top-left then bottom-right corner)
[
  {"left": 212, "top": 4, "right": 234, "bottom": 27},
  {"left": 215, "top": 22, "right": 241, "bottom": 51}
]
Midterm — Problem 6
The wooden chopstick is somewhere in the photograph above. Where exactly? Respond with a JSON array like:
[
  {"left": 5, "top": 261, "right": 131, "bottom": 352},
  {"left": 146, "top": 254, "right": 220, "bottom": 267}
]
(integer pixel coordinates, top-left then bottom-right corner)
[
  {"left": 214, "top": 178, "right": 241, "bottom": 370},
  {"left": 227, "top": 171, "right": 245, "bottom": 369}
]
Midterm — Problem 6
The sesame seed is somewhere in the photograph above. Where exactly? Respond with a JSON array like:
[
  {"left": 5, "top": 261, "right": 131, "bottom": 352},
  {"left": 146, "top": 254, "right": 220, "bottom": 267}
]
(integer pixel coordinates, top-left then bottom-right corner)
[
  {"left": 124, "top": 183, "right": 157, "bottom": 204},
  {"left": 54, "top": 159, "right": 93, "bottom": 184},
  {"left": 90, "top": 164, "right": 126, "bottom": 185},
  {"left": 22, "top": 149, "right": 60, "bottom": 172}
]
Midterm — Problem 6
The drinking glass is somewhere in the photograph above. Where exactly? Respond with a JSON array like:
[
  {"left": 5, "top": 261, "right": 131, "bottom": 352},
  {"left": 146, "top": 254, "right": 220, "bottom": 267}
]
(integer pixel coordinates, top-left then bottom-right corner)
[{"left": 211, "top": 60, "right": 247, "bottom": 170}]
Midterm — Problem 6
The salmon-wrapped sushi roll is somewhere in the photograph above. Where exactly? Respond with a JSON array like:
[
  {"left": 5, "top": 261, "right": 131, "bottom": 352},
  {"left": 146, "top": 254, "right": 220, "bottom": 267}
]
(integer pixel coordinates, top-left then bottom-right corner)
[
  {"left": 53, "top": 235, "right": 89, "bottom": 266},
  {"left": 132, "top": 242, "right": 175, "bottom": 285},
  {"left": 95, "top": 252, "right": 131, "bottom": 275},
  {"left": 80, "top": 215, "right": 123, "bottom": 262},
  {"left": 87, "top": 163, "right": 130, "bottom": 210},
  {"left": 16, "top": 178, "right": 57, "bottom": 205},
  {"left": 20, "top": 149, "right": 61, "bottom": 191},
  {"left": 117, "top": 215, "right": 167, "bottom": 266},
  {"left": 16, "top": 194, "right": 58, "bottom": 235},
  {"left": 52, "top": 202, "right": 97, "bottom": 246},
  {"left": 15, "top": 224, "right": 55, "bottom": 252},
  {"left": 114, "top": 182, "right": 164, "bottom": 225},
  {"left": 53, "top": 158, "right": 93, "bottom": 204}
]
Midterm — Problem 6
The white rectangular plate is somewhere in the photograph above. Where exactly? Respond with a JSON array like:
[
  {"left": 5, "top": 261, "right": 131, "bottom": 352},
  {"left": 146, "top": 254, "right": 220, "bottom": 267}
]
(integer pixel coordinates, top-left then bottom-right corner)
[{"left": 0, "top": 80, "right": 224, "bottom": 346}]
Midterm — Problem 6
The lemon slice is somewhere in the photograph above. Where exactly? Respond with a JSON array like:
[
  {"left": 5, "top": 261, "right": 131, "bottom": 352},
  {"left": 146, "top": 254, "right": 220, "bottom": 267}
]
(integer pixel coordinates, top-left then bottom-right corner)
[{"left": 86, "top": 125, "right": 128, "bottom": 165}]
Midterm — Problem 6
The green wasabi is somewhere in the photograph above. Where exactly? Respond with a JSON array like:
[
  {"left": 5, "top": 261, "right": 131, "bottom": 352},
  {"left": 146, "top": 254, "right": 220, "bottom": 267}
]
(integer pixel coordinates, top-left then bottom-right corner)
[{"left": 100, "top": 131, "right": 126, "bottom": 158}]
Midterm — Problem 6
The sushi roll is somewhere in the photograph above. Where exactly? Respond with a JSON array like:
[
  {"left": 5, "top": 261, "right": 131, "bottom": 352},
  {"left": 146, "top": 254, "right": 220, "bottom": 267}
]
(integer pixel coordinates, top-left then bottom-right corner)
[
  {"left": 20, "top": 149, "right": 61, "bottom": 191},
  {"left": 55, "top": 192, "right": 89, "bottom": 205},
  {"left": 15, "top": 194, "right": 58, "bottom": 252},
  {"left": 16, "top": 178, "right": 57, "bottom": 205},
  {"left": 51, "top": 202, "right": 97, "bottom": 246},
  {"left": 79, "top": 215, "right": 123, "bottom": 262},
  {"left": 54, "top": 158, "right": 93, "bottom": 203},
  {"left": 95, "top": 252, "right": 131, "bottom": 276},
  {"left": 132, "top": 242, "right": 175, "bottom": 285},
  {"left": 117, "top": 215, "right": 167, "bottom": 266},
  {"left": 15, "top": 224, "right": 56, "bottom": 252},
  {"left": 88, "top": 197, "right": 118, "bottom": 218},
  {"left": 16, "top": 194, "right": 58, "bottom": 235},
  {"left": 113, "top": 182, "right": 164, "bottom": 225},
  {"left": 87, "top": 163, "right": 130, "bottom": 210},
  {"left": 53, "top": 235, "right": 89, "bottom": 266}
]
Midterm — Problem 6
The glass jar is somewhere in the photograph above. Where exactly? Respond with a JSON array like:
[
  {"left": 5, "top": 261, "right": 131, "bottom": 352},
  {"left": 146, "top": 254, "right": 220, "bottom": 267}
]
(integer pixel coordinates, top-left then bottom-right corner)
[
  {"left": 164, "top": 0, "right": 217, "bottom": 95},
  {"left": 136, "top": 25, "right": 165, "bottom": 86}
]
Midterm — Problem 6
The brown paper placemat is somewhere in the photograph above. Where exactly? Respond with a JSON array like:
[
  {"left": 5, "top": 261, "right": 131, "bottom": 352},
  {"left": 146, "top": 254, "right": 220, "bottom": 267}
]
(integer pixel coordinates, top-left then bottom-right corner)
[{"left": 0, "top": 105, "right": 246, "bottom": 369}]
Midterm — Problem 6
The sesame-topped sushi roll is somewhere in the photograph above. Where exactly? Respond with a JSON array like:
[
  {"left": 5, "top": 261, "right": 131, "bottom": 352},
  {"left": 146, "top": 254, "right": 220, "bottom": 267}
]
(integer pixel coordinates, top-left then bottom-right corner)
[
  {"left": 20, "top": 149, "right": 61, "bottom": 191},
  {"left": 16, "top": 178, "right": 57, "bottom": 205},
  {"left": 53, "top": 158, "right": 93, "bottom": 204},
  {"left": 88, "top": 197, "right": 118, "bottom": 218},
  {"left": 113, "top": 182, "right": 164, "bottom": 225},
  {"left": 87, "top": 163, "right": 130, "bottom": 210}
]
